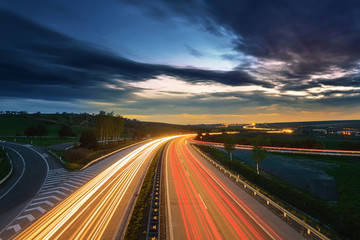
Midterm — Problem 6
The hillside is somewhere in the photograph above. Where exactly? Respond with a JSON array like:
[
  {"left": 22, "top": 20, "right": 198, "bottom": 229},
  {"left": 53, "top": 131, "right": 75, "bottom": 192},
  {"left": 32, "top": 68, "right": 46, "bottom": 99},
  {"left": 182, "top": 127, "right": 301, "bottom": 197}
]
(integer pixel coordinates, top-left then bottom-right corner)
[{"left": 0, "top": 112, "right": 197, "bottom": 138}]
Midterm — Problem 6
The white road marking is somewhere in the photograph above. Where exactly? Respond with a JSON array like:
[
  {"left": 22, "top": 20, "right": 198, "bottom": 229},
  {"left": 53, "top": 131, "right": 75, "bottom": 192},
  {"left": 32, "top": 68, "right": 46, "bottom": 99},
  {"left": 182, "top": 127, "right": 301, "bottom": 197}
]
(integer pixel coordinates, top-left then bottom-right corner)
[
  {"left": 198, "top": 193, "right": 207, "bottom": 210},
  {"left": 30, "top": 200, "right": 54, "bottom": 207},
  {"left": 63, "top": 183, "right": 76, "bottom": 188},
  {"left": 17, "top": 214, "right": 35, "bottom": 222},
  {"left": 66, "top": 180, "right": 84, "bottom": 186},
  {"left": 33, "top": 195, "right": 61, "bottom": 201},
  {"left": 7, "top": 224, "right": 21, "bottom": 233},
  {"left": 25, "top": 206, "right": 46, "bottom": 214},
  {"left": 0, "top": 147, "right": 26, "bottom": 201},
  {"left": 39, "top": 190, "right": 66, "bottom": 196}
]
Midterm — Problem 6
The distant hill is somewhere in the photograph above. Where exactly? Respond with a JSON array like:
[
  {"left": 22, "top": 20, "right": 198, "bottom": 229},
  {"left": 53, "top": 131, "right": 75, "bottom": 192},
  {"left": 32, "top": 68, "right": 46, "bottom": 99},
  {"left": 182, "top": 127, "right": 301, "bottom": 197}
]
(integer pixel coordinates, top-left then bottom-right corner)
[
  {"left": 267, "top": 120, "right": 360, "bottom": 129},
  {"left": 0, "top": 112, "right": 198, "bottom": 138},
  {"left": 190, "top": 120, "right": 360, "bottom": 130},
  {"left": 0, "top": 113, "right": 89, "bottom": 137}
]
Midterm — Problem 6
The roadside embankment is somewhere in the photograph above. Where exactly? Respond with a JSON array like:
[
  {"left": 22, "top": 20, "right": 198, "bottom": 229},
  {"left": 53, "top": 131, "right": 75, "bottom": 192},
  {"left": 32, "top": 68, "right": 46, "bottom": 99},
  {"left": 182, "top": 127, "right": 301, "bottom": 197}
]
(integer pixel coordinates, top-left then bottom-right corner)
[{"left": 0, "top": 147, "right": 13, "bottom": 185}]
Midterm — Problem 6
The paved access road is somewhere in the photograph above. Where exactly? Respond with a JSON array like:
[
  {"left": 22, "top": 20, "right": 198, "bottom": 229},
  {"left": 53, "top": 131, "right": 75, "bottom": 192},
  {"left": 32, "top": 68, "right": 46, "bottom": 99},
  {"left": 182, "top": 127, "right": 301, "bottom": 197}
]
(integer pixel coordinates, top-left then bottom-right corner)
[
  {"left": 0, "top": 142, "right": 48, "bottom": 233},
  {"left": 13, "top": 136, "right": 177, "bottom": 240},
  {"left": 164, "top": 136, "right": 305, "bottom": 240}
]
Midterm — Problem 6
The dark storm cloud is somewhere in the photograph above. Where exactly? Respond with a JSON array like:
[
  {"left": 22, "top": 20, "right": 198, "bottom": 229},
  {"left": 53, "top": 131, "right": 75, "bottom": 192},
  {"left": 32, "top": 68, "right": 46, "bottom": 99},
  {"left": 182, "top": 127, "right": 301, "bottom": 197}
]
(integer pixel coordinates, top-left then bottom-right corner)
[
  {"left": 136, "top": 0, "right": 360, "bottom": 80},
  {"left": 0, "top": 9, "right": 264, "bottom": 102},
  {"left": 317, "top": 76, "right": 360, "bottom": 87}
]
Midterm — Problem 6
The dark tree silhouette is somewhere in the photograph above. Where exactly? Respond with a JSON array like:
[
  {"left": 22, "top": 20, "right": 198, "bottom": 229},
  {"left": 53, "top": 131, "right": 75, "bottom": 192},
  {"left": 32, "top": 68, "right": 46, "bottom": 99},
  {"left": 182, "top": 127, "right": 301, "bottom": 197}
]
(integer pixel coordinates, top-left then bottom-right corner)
[
  {"left": 58, "top": 125, "right": 76, "bottom": 137},
  {"left": 36, "top": 124, "right": 49, "bottom": 137},
  {"left": 252, "top": 135, "right": 268, "bottom": 175},
  {"left": 24, "top": 126, "right": 37, "bottom": 138},
  {"left": 79, "top": 130, "right": 98, "bottom": 150},
  {"left": 224, "top": 134, "right": 236, "bottom": 160}
]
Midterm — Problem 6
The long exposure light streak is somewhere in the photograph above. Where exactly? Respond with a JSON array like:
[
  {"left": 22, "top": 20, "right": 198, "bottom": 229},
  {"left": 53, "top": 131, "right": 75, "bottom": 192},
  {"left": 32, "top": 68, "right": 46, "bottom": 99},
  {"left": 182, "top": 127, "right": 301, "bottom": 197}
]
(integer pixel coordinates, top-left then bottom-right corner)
[
  {"left": 165, "top": 136, "right": 283, "bottom": 240},
  {"left": 14, "top": 136, "right": 178, "bottom": 240}
]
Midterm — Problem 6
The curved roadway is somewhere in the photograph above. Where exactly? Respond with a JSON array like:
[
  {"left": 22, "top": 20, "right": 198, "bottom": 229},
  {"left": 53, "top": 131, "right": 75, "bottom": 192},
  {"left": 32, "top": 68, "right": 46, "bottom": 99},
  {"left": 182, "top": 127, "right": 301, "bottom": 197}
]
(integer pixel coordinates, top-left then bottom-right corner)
[{"left": 0, "top": 142, "right": 48, "bottom": 232}]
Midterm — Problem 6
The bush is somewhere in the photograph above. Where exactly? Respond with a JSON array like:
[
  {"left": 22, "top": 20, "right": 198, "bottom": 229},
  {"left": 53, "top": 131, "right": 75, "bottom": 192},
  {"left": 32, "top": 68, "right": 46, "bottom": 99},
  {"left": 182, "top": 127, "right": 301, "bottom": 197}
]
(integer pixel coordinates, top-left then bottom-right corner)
[
  {"left": 79, "top": 130, "right": 98, "bottom": 150},
  {"left": 58, "top": 124, "right": 77, "bottom": 137},
  {"left": 64, "top": 148, "right": 89, "bottom": 164}
]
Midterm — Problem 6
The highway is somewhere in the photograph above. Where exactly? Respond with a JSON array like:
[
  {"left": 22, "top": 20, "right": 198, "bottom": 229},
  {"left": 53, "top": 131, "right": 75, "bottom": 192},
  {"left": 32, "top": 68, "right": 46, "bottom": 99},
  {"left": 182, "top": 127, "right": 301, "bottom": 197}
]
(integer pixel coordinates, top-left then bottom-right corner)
[
  {"left": 13, "top": 136, "right": 177, "bottom": 240},
  {"left": 164, "top": 136, "right": 305, "bottom": 240}
]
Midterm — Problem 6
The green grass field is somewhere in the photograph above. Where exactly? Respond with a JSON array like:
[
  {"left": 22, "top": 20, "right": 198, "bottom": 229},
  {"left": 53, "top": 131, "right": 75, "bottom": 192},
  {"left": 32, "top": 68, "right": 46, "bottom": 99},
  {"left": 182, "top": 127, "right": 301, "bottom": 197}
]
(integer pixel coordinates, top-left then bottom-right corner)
[
  {"left": 0, "top": 137, "right": 78, "bottom": 147},
  {"left": 274, "top": 153, "right": 360, "bottom": 239},
  {"left": 0, "top": 148, "right": 11, "bottom": 181},
  {"left": 0, "top": 115, "right": 86, "bottom": 137}
]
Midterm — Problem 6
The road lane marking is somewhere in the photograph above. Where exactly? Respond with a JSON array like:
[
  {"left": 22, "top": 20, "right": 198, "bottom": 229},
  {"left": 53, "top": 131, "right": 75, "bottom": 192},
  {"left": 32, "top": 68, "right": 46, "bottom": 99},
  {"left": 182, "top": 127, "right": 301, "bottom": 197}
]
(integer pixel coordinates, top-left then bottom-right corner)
[
  {"left": 66, "top": 180, "right": 84, "bottom": 186},
  {"left": 25, "top": 206, "right": 46, "bottom": 214},
  {"left": 198, "top": 193, "right": 207, "bottom": 210},
  {"left": 17, "top": 214, "right": 35, "bottom": 222},
  {"left": 30, "top": 200, "right": 54, "bottom": 207},
  {"left": 33, "top": 195, "right": 61, "bottom": 201},
  {"left": 63, "top": 183, "right": 76, "bottom": 188},
  {"left": 39, "top": 190, "right": 66, "bottom": 196},
  {"left": 7, "top": 225, "right": 21, "bottom": 233},
  {"left": 0, "top": 146, "right": 26, "bottom": 201}
]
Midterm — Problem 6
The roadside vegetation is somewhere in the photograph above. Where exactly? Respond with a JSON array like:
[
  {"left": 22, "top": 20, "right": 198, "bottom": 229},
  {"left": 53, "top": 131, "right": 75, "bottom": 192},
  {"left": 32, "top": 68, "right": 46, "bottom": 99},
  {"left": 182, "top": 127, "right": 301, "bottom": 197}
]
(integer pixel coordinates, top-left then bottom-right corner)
[
  {"left": 0, "top": 148, "right": 11, "bottom": 182},
  {"left": 0, "top": 136, "right": 78, "bottom": 147},
  {"left": 0, "top": 111, "right": 196, "bottom": 140},
  {"left": 196, "top": 145, "right": 355, "bottom": 239},
  {"left": 196, "top": 130, "right": 360, "bottom": 150},
  {"left": 124, "top": 148, "right": 163, "bottom": 240},
  {"left": 272, "top": 152, "right": 360, "bottom": 239},
  {"left": 50, "top": 139, "right": 137, "bottom": 170}
]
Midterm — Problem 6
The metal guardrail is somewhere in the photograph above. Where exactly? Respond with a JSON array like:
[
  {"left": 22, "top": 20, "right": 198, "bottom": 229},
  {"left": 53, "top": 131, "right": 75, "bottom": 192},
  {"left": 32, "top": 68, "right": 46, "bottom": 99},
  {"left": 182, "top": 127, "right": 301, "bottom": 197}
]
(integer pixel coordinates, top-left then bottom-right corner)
[
  {"left": 191, "top": 144, "right": 331, "bottom": 240},
  {"left": 146, "top": 150, "right": 163, "bottom": 240}
]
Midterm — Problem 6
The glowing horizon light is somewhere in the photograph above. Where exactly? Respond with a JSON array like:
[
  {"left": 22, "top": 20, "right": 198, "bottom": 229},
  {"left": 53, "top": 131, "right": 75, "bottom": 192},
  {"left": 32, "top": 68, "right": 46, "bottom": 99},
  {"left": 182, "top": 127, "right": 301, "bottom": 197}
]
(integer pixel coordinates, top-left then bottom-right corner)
[{"left": 283, "top": 129, "right": 293, "bottom": 133}]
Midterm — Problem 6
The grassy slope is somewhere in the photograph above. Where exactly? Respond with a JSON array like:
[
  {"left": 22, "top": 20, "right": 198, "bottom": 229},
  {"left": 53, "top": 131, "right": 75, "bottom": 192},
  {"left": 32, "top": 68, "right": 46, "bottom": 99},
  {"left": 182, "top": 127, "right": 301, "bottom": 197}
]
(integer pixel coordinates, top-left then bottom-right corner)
[
  {"left": 0, "top": 137, "right": 78, "bottom": 146},
  {"left": 0, "top": 148, "right": 11, "bottom": 181},
  {"left": 51, "top": 140, "right": 138, "bottom": 170},
  {"left": 280, "top": 153, "right": 360, "bottom": 239},
  {"left": 0, "top": 115, "right": 85, "bottom": 137}
]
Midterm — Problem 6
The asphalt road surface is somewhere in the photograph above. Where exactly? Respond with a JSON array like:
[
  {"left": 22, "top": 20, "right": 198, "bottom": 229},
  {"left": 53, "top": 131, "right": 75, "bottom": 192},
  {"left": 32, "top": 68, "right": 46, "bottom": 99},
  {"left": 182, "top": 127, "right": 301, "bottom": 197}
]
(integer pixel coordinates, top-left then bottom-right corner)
[
  {"left": 164, "top": 136, "right": 305, "bottom": 240},
  {"left": 13, "top": 136, "right": 177, "bottom": 240},
  {"left": 0, "top": 142, "right": 48, "bottom": 232}
]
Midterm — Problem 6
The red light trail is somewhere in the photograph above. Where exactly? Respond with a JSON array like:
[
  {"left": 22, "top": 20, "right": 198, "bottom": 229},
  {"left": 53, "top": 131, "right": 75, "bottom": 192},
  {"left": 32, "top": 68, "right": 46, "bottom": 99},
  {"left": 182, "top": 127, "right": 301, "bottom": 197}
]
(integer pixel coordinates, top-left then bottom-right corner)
[{"left": 165, "top": 136, "right": 286, "bottom": 240}]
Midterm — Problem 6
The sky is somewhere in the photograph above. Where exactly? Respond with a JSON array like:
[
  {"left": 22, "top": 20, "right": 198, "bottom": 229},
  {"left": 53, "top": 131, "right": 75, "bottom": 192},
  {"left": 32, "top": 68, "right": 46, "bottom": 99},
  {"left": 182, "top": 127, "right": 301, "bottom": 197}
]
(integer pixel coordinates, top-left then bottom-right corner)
[{"left": 0, "top": 0, "right": 360, "bottom": 124}]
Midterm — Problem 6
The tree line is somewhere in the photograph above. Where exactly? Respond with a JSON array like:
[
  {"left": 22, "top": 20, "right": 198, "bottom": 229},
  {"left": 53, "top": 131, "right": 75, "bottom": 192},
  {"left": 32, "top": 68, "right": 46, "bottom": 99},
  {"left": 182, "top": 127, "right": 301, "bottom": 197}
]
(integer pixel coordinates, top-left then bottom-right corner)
[{"left": 94, "top": 111, "right": 124, "bottom": 144}]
